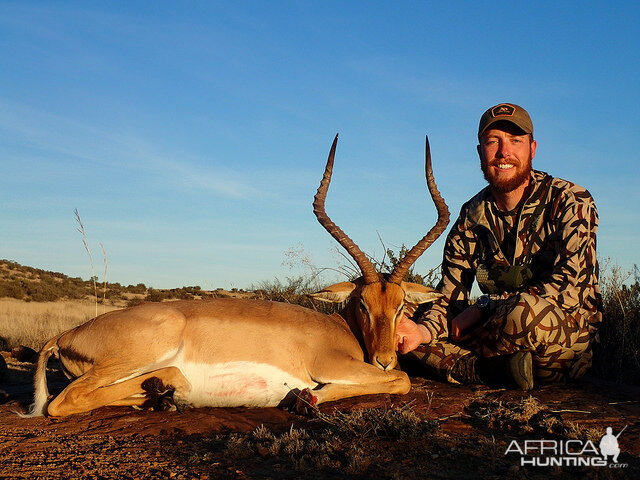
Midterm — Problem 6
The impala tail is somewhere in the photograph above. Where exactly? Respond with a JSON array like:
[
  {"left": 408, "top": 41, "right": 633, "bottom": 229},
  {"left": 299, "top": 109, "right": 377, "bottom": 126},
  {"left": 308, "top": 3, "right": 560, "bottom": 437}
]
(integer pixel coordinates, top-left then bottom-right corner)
[{"left": 18, "top": 334, "right": 61, "bottom": 417}]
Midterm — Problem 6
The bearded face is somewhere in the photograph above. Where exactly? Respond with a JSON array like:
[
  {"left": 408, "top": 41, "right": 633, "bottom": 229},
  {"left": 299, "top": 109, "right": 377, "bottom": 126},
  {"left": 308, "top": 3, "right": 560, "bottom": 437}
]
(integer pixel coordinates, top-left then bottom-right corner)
[
  {"left": 480, "top": 147, "right": 533, "bottom": 193},
  {"left": 478, "top": 126, "right": 536, "bottom": 194}
]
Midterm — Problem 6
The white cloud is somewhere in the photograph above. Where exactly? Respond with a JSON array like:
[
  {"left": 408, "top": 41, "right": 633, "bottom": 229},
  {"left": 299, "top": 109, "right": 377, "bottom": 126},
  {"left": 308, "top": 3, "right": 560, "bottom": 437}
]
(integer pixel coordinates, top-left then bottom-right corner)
[{"left": 0, "top": 98, "right": 257, "bottom": 199}]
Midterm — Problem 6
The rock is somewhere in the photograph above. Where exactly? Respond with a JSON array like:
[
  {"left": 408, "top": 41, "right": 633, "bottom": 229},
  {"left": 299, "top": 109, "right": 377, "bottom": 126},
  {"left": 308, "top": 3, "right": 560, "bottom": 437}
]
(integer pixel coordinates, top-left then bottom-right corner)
[
  {"left": 11, "top": 346, "right": 38, "bottom": 363},
  {"left": 0, "top": 354, "right": 7, "bottom": 383}
]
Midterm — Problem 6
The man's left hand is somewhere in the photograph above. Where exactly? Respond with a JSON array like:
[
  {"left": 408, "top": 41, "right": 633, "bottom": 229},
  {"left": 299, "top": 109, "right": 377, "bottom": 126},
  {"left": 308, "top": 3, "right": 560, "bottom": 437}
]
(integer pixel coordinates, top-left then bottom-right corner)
[{"left": 451, "top": 306, "right": 484, "bottom": 341}]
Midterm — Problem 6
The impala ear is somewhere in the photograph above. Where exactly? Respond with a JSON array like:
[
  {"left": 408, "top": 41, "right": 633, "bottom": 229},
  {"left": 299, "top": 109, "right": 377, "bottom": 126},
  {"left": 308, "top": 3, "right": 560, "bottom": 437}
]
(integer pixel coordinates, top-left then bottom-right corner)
[
  {"left": 309, "top": 282, "right": 357, "bottom": 303},
  {"left": 401, "top": 282, "right": 444, "bottom": 305}
]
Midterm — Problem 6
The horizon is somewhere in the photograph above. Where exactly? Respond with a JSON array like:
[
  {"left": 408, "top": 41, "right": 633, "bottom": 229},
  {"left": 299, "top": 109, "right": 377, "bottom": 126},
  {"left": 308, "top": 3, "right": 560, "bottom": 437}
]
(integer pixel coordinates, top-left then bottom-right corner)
[{"left": 2, "top": 2, "right": 638, "bottom": 289}]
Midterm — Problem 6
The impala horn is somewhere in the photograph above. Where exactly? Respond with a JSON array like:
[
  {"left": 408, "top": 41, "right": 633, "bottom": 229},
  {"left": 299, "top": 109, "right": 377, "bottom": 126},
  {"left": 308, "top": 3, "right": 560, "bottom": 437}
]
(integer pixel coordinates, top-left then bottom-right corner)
[
  {"left": 387, "top": 135, "right": 450, "bottom": 285},
  {"left": 313, "top": 134, "right": 380, "bottom": 285}
]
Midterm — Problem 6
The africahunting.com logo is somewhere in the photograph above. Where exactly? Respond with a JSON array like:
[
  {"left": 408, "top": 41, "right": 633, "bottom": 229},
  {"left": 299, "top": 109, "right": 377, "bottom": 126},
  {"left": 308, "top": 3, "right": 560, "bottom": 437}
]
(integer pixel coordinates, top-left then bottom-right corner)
[{"left": 505, "top": 425, "right": 628, "bottom": 468}]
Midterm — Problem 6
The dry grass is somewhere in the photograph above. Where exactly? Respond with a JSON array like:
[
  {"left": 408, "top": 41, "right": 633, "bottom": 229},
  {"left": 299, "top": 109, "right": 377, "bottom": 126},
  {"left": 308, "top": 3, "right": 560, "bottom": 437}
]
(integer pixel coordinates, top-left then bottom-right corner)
[
  {"left": 592, "top": 261, "right": 640, "bottom": 385},
  {"left": 315, "top": 402, "right": 438, "bottom": 439},
  {"left": 198, "top": 405, "right": 440, "bottom": 476},
  {"left": 0, "top": 298, "right": 120, "bottom": 351},
  {"left": 467, "top": 396, "right": 604, "bottom": 441}
]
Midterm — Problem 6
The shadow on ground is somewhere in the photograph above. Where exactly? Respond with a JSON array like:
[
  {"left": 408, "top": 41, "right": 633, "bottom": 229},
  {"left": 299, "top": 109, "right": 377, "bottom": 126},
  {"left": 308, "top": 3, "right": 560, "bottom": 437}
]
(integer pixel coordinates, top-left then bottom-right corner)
[{"left": 1, "top": 351, "right": 638, "bottom": 479}]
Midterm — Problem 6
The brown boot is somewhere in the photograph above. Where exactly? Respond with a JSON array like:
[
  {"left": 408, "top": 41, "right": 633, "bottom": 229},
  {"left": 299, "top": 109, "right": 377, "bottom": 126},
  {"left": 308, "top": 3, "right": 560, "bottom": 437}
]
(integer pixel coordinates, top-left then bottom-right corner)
[
  {"left": 448, "top": 353, "right": 482, "bottom": 385},
  {"left": 478, "top": 351, "right": 534, "bottom": 390},
  {"left": 450, "top": 352, "right": 534, "bottom": 390}
]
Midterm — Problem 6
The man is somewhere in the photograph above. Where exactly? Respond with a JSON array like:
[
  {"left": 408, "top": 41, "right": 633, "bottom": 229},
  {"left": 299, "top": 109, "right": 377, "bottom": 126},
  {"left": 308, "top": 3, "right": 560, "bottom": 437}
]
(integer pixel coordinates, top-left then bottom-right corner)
[
  {"left": 599, "top": 427, "right": 622, "bottom": 463},
  {"left": 396, "top": 103, "right": 602, "bottom": 390}
]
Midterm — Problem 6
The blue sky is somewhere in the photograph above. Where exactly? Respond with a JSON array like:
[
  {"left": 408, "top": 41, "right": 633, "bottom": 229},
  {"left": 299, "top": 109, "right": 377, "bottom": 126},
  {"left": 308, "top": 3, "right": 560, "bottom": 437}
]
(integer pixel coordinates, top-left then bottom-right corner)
[{"left": 1, "top": 1, "right": 638, "bottom": 289}]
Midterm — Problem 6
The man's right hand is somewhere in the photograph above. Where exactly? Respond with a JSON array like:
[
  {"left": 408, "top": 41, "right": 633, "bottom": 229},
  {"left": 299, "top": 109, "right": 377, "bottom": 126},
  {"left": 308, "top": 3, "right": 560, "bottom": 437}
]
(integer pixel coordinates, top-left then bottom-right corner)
[{"left": 395, "top": 314, "right": 432, "bottom": 354}]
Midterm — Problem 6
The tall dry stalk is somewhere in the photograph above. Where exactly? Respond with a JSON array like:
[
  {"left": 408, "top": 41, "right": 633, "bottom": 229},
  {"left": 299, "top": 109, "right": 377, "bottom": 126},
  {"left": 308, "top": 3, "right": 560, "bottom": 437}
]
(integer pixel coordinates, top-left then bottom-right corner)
[
  {"left": 100, "top": 242, "right": 108, "bottom": 314},
  {"left": 74, "top": 208, "right": 98, "bottom": 317}
]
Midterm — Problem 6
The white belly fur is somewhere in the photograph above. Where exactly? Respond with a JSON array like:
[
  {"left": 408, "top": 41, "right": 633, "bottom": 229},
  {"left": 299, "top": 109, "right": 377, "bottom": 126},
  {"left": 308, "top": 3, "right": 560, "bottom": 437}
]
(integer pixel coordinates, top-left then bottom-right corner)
[{"left": 175, "top": 359, "right": 316, "bottom": 408}]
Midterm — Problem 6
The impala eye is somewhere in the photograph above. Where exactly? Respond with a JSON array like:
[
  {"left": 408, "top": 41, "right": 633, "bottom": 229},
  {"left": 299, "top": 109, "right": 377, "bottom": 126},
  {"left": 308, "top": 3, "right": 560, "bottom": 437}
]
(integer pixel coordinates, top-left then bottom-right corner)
[{"left": 359, "top": 301, "right": 368, "bottom": 314}]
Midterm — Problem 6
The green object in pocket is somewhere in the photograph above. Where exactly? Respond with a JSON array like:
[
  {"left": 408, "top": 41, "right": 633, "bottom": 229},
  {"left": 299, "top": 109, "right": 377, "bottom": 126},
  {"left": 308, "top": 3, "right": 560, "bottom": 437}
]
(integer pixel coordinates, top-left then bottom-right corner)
[{"left": 476, "top": 263, "right": 533, "bottom": 294}]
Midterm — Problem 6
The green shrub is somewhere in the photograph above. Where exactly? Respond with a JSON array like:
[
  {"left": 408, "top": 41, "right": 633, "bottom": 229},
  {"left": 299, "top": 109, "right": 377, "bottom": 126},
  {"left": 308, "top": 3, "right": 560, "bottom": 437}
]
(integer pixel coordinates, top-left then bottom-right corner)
[
  {"left": 145, "top": 289, "right": 171, "bottom": 302},
  {"left": 383, "top": 244, "right": 440, "bottom": 287},
  {"left": 591, "top": 264, "right": 640, "bottom": 385},
  {"left": 251, "top": 276, "right": 341, "bottom": 316},
  {"left": 0, "top": 280, "right": 25, "bottom": 300}
]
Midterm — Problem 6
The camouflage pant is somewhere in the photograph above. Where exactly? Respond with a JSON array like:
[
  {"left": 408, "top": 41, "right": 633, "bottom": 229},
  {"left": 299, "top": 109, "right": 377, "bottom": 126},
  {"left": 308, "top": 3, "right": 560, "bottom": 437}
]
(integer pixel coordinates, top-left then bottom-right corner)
[{"left": 410, "top": 293, "right": 593, "bottom": 383}]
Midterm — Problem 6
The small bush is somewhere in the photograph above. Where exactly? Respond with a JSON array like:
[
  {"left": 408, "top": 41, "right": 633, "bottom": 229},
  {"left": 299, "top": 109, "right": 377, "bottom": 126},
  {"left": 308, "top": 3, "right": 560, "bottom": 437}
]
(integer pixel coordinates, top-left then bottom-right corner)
[
  {"left": 126, "top": 283, "right": 148, "bottom": 294},
  {"left": 591, "top": 263, "right": 640, "bottom": 385},
  {"left": 317, "top": 404, "right": 439, "bottom": 439},
  {"left": 383, "top": 244, "right": 440, "bottom": 287},
  {"left": 145, "top": 289, "right": 172, "bottom": 302},
  {"left": 467, "top": 396, "right": 603, "bottom": 441},
  {"left": 251, "top": 276, "right": 341, "bottom": 315},
  {"left": 206, "top": 405, "right": 439, "bottom": 477},
  {"left": 0, "top": 280, "right": 25, "bottom": 300}
]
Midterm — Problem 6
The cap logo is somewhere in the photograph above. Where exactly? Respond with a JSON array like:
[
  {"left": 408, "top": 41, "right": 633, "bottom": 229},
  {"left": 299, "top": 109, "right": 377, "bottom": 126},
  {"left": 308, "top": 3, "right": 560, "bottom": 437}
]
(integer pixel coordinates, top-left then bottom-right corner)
[{"left": 491, "top": 104, "right": 515, "bottom": 117}]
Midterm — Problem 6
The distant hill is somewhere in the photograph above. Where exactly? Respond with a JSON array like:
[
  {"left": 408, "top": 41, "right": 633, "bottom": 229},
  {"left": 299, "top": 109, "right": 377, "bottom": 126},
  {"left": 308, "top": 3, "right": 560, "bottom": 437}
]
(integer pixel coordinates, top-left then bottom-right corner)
[{"left": 0, "top": 259, "right": 223, "bottom": 304}]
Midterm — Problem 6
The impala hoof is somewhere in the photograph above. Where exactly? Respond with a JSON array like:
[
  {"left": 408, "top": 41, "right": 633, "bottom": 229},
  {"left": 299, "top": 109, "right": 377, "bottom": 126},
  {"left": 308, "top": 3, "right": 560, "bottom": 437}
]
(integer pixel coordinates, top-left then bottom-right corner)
[
  {"left": 173, "top": 393, "right": 189, "bottom": 414},
  {"left": 158, "top": 395, "right": 177, "bottom": 412},
  {"left": 141, "top": 377, "right": 176, "bottom": 411},
  {"left": 295, "top": 388, "right": 319, "bottom": 416}
]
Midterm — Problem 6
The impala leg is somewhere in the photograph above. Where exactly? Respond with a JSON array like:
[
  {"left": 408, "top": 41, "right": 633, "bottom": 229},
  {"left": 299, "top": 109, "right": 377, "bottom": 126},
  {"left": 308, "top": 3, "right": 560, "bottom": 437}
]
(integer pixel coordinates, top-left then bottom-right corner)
[
  {"left": 106, "top": 376, "right": 177, "bottom": 408},
  {"left": 47, "top": 366, "right": 191, "bottom": 417},
  {"left": 307, "top": 358, "right": 411, "bottom": 407},
  {"left": 105, "top": 396, "right": 149, "bottom": 408}
]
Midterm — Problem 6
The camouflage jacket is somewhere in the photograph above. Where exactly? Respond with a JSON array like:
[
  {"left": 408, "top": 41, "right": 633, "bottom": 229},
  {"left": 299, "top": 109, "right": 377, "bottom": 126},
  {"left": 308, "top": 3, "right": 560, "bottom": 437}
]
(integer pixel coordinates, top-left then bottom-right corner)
[{"left": 420, "top": 170, "right": 602, "bottom": 341}]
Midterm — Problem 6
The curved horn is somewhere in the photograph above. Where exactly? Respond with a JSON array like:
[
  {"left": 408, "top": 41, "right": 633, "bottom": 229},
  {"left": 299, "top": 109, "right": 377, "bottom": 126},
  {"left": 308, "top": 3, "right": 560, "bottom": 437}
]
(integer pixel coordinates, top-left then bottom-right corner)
[
  {"left": 313, "top": 134, "right": 379, "bottom": 284},
  {"left": 388, "top": 134, "right": 450, "bottom": 285}
]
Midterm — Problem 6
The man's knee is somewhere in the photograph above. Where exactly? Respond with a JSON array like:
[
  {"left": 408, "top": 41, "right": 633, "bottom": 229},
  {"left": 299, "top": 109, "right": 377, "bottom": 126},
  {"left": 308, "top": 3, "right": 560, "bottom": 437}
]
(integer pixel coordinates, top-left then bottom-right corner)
[
  {"left": 499, "top": 293, "right": 566, "bottom": 337},
  {"left": 532, "top": 341, "right": 592, "bottom": 383}
]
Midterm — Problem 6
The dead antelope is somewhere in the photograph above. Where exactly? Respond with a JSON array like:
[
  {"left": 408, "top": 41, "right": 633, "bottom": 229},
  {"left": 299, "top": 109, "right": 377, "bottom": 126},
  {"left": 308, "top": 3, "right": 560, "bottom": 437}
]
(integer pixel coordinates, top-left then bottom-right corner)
[{"left": 23, "top": 134, "right": 449, "bottom": 417}]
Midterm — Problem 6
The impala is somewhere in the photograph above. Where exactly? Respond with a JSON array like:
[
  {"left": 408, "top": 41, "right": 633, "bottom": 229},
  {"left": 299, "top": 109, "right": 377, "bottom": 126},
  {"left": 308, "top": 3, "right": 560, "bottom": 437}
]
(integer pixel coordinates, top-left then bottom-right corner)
[{"left": 23, "top": 134, "right": 449, "bottom": 417}]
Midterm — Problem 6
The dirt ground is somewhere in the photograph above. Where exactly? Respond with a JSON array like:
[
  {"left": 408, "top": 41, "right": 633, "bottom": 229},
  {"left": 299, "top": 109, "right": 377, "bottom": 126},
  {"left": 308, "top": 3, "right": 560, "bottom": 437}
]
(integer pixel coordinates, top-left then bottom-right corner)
[{"left": 1, "top": 351, "right": 638, "bottom": 479}]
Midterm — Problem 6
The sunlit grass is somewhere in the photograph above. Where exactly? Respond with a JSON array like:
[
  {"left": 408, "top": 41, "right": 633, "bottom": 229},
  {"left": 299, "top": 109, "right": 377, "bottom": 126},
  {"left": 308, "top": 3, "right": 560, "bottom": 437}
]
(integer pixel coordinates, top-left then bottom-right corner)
[{"left": 0, "top": 298, "right": 120, "bottom": 351}]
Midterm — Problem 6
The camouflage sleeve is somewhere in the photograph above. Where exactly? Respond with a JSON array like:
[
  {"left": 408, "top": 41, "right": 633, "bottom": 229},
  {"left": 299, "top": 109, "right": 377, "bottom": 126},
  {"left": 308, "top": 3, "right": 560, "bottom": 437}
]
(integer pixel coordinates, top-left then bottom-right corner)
[
  {"left": 527, "top": 189, "right": 599, "bottom": 313},
  {"left": 418, "top": 214, "right": 477, "bottom": 341}
]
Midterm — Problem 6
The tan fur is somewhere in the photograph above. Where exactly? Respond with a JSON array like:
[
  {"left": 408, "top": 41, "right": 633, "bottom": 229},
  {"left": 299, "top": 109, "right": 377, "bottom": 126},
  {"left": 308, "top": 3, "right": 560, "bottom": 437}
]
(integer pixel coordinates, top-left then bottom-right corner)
[
  {"left": 311, "top": 279, "right": 443, "bottom": 368},
  {"left": 25, "top": 134, "right": 448, "bottom": 417},
  {"left": 26, "top": 296, "right": 425, "bottom": 416}
]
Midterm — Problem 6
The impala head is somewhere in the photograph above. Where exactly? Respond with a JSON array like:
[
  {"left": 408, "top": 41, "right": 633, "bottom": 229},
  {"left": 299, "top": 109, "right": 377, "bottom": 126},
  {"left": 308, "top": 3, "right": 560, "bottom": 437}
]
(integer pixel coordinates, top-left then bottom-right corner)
[{"left": 310, "top": 134, "right": 450, "bottom": 370}]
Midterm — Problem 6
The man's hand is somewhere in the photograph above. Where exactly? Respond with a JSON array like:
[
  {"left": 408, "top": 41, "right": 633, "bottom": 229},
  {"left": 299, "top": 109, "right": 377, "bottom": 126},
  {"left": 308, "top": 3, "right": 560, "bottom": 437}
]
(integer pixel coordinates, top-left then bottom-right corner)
[
  {"left": 395, "top": 314, "right": 432, "bottom": 354},
  {"left": 451, "top": 306, "right": 484, "bottom": 341}
]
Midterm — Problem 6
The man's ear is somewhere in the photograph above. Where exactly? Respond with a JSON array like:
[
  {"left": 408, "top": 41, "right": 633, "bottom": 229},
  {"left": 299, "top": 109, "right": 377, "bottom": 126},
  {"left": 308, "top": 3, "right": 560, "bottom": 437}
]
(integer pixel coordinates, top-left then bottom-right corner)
[{"left": 530, "top": 139, "right": 537, "bottom": 160}]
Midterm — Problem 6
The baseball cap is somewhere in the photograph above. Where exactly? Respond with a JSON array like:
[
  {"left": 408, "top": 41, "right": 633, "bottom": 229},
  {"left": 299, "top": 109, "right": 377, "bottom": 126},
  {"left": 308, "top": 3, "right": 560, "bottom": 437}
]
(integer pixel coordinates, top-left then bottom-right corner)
[{"left": 478, "top": 103, "right": 533, "bottom": 139}]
